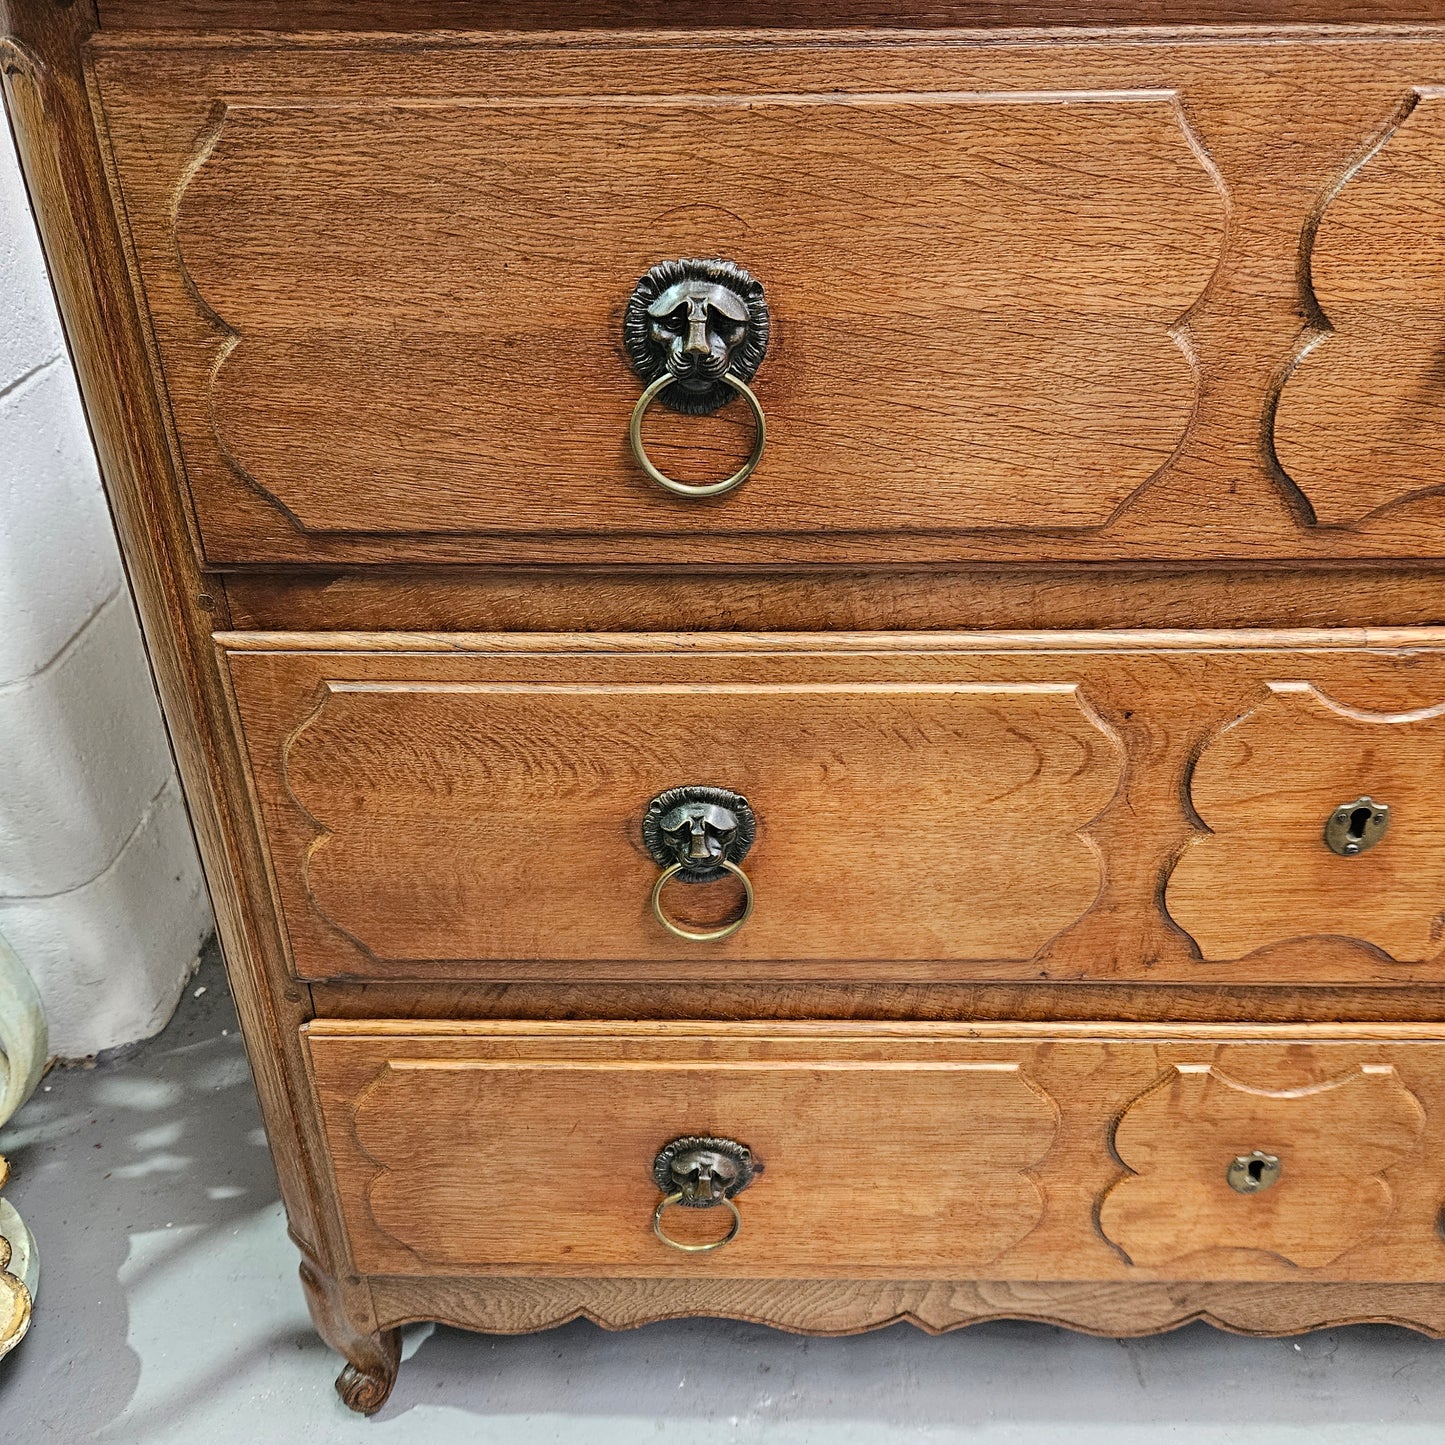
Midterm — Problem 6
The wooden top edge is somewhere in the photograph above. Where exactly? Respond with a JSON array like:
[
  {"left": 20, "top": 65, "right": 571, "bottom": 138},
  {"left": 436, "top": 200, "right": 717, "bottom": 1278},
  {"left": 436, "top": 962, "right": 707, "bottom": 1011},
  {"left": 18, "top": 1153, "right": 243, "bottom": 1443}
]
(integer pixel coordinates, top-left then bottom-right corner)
[
  {"left": 304, "top": 1019, "right": 1445, "bottom": 1040},
  {"left": 214, "top": 627, "right": 1445, "bottom": 654},
  {"left": 85, "top": 21, "right": 1445, "bottom": 50}
]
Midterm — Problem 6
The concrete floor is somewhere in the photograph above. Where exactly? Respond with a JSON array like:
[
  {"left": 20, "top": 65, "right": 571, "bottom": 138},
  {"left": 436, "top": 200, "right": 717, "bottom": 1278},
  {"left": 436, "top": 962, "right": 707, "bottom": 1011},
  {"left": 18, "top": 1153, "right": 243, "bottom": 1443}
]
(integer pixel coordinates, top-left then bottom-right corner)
[{"left": 5, "top": 955, "right": 1445, "bottom": 1442}]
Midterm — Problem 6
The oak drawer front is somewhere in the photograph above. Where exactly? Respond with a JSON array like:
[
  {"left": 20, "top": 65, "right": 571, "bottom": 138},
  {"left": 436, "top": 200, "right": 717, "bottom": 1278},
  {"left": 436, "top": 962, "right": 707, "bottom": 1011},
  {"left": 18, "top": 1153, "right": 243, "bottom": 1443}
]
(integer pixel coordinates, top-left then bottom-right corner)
[
  {"left": 94, "top": 36, "right": 1445, "bottom": 567},
  {"left": 306, "top": 1022, "right": 1445, "bottom": 1281},
  {"left": 225, "top": 630, "right": 1445, "bottom": 986}
]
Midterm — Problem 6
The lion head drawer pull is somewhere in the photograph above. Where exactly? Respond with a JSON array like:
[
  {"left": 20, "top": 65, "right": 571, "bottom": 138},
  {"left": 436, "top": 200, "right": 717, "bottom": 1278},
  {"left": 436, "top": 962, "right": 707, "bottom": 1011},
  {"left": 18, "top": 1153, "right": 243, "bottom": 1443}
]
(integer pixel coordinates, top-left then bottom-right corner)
[
  {"left": 643, "top": 785, "right": 757, "bottom": 943},
  {"left": 624, "top": 258, "right": 769, "bottom": 499},
  {"left": 651, "top": 1135, "right": 760, "bottom": 1253},
  {"left": 1323, "top": 796, "right": 1390, "bottom": 857},
  {"left": 1227, "top": 1150, "right": 1282, "bottom": 1195}
]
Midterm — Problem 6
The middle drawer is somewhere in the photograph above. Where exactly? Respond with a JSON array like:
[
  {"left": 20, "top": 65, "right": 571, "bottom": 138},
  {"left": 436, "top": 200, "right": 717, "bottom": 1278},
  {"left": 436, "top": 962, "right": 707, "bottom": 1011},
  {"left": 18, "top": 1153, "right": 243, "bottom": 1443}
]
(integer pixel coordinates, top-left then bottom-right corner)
[{"left": 222, "top": 629, "right": 1445, "bottom": 985}]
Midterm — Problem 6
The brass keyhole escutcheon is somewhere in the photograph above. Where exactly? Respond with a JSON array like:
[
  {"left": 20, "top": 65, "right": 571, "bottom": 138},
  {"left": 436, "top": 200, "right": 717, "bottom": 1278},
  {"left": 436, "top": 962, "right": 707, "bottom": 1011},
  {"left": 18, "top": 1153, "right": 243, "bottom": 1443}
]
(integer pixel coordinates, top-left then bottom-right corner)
[
  {"left": 650, "top": 1135, "right": 760, "bottom": 1253},
  {"left": 1324, "top": 796, "right": 1390, "bottom": 857},
  {"left": 1227, "top": 1150, "right": 1282, "bottom": 1195}
]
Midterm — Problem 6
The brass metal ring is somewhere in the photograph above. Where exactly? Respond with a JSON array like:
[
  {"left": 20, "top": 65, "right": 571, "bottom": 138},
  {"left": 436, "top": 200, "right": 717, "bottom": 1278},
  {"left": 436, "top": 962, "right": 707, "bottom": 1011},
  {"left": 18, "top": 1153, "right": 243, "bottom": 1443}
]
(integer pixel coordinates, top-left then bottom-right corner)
[
  {"left": 652, "top": 1191, "right": 743, "bottom": 1253},
  {"left": 628, "top": 371, "right": 766, "bottom": 498},
  {"left": 650, "top": 859, "right": 754, "bottom": 943}
]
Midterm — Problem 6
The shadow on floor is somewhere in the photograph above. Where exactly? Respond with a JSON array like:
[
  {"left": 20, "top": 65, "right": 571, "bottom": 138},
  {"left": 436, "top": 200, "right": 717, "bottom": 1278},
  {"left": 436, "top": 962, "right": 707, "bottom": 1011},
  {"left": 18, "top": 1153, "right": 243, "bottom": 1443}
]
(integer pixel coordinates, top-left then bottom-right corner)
[
  {"left": 3, "top": 948, "right": 1445, "bottom": 1443},
  {"left": 375, "top": 1313, "right": 1445, "bottom": 1440},
  {"left": 0, "top": 942, "right": 280, "bottom": 1441}
]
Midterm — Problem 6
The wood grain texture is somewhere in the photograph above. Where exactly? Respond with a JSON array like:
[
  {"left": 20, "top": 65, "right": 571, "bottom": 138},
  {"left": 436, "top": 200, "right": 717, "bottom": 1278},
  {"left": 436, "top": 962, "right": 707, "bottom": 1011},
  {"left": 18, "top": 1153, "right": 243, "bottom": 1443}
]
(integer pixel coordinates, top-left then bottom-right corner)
[
  {"left": 348, "top": 1057, "right": 1054, "bottom": 1273},
  {"left": 226, "top": 629, "right": 1445, "bottom": 985},
  {"left": 282, "top": 679, "right": 1116, "bottom": 968},
  {"left": 169, "top": 91, "right": 1218, "bottom": 547},
  {"left": 221, "top": 566, "right": 1445, "bottom": 636},
  {"left": 1169, "top": 683, "right": 1445, "bottom": 963},
  {"left": 79, "top": 32, "right": 1445, "bottom": 566},
  {"left": 1099, "top": 1063, "right": 1426, "bottom": 1268},
  {"left": 367, "top": 1274, "right": 1445, "bottom": 1340},
  {"left": 307, "top": 1021, "right": 1445, "bottom": 1282},
  {"left": 1275, "top": 89, "right": 1445, "bottom": 525},
  {"left": 93, "top": 3, "right": 1445, "bottom": 29},
  {"left": 309, "top": 978, "right": 1445, "bottom": 1026}
]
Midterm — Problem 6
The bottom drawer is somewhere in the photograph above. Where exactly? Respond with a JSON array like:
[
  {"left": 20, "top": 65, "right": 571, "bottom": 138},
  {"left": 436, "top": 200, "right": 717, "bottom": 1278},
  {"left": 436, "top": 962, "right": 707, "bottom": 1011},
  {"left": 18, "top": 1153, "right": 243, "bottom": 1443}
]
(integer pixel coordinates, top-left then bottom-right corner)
[{"left": 307, "top": 1022, "right": 1445, "bottom": 1282}]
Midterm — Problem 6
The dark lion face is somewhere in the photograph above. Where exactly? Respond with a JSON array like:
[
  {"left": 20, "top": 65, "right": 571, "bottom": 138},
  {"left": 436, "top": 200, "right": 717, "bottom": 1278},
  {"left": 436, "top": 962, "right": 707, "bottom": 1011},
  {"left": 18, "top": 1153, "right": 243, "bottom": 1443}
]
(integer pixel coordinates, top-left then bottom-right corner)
[
  {"left": 641, "top": 785, "right": 757, "bottom": 884},
  {"left": 657, "top": 800, "right": 740, "bottom": 868},
  {"left": 623, "top": 258, "right": 770, "bottom": 416},
  {"left": 646, "top": 280, "right": 751, "bottom": 394}
]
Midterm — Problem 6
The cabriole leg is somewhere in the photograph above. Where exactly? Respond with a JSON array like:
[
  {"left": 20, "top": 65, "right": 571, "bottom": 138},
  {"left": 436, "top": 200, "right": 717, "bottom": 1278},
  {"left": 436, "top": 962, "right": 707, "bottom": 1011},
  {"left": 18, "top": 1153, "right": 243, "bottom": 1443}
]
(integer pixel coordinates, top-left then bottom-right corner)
[{"left": 298, "top": 1257, "right": 401, "bottom": 1415}]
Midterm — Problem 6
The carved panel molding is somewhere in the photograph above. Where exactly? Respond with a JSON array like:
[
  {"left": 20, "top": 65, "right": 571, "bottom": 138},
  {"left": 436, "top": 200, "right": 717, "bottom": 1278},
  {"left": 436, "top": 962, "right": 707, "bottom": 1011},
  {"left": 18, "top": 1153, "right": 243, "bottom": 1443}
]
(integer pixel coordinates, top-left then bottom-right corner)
[
  {"left": 141, "top": 86, "right": 1227, "bottom": 557},
  {"left": 277, "top": 677, "right": 1121, "bottom": 973},
  {"left": 1274, "top": 90, "right": 1445, "bottom": 531},
  {"left": 345, "top": 1054, "right": 1059, "bottom": 1274},
  {"left": 1166, "top": 681, "right": 1445, "bottom": 964},
  {"left": 1100, "top": 1064, "right": 1426, "bottom": 1270}
]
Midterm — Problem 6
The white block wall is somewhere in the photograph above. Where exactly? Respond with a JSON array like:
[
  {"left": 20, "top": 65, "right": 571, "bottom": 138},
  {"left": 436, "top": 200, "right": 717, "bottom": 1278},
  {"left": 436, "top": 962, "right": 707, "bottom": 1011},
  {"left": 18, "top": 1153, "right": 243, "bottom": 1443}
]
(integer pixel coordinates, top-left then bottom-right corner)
[{"left": 1, "top": 105, "right": 213, "bottom": 1059}]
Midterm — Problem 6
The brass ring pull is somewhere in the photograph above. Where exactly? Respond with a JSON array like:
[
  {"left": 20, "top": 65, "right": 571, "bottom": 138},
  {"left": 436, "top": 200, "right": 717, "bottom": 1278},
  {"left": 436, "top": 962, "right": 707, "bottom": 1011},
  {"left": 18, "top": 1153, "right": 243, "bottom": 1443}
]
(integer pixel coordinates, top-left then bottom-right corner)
[
  {"left": 652, "top": 1191, "right": 743, "bottom": 1253},
  {"left": 651, "top": 858, "right": 754, "bottom": 943},
  {"left": 650, "top": 1136, "right": 757, "bottom": 1254},
  {"left": 629, "top": 372, "right": 766, "bottom": 499}
]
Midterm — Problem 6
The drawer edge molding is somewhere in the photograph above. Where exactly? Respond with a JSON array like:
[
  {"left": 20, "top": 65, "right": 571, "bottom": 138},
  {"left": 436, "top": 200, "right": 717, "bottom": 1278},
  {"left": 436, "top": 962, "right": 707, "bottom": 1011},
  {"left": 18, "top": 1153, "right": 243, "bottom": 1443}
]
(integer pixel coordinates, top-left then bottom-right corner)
[
  {"left": 214, "top": 627, "right": 1445, "bottom": 655},
  {"left": 302, "top": 1019, "right": 1445, "bottom": 1042}
]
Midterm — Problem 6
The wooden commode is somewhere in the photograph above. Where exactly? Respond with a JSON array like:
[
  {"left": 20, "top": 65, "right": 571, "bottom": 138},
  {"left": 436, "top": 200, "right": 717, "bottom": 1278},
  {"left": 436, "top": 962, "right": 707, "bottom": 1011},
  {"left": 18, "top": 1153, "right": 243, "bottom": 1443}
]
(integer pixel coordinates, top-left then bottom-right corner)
[{"left": 10, "top": 0, "right": 1445, "bottom": 1411}]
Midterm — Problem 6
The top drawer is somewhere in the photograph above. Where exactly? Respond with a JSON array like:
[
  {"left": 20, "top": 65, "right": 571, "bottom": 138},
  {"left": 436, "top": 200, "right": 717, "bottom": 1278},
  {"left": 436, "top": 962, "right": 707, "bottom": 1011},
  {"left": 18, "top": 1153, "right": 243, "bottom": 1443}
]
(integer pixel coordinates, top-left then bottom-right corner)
[{"left": 94, "top": 34, "right": 1445, "bottom": 566}]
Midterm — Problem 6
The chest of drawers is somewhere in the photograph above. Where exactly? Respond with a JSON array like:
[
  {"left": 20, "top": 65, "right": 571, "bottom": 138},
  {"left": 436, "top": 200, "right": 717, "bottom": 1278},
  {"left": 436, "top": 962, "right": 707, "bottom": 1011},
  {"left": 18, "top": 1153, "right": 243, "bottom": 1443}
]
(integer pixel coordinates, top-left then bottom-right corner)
[{"left": 11, "top": 0, "right": 1445, "bottom": 1411}]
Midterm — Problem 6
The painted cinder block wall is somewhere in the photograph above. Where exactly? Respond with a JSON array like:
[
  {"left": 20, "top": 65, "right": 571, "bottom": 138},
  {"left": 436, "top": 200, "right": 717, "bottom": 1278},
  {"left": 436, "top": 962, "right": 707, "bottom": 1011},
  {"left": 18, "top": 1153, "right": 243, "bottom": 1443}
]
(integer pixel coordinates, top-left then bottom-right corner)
[{"left": 1, "top": 107, "right": 213, "bottom": 1059}]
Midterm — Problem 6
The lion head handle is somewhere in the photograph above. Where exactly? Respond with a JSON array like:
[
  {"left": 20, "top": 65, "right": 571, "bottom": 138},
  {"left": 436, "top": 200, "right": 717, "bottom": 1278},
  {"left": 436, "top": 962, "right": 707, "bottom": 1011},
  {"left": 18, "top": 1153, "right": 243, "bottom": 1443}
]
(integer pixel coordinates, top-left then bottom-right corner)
[{"left": 623, "top": 258, "right": 770, "bottom": 416}]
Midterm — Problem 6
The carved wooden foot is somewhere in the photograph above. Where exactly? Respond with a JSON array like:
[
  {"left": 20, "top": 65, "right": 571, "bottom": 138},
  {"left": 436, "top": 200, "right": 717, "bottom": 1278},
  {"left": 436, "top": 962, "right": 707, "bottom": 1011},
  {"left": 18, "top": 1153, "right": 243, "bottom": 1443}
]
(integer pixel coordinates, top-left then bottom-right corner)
[
  {"left": 334, "top": 1331, "right": 402, "bottom": 1416},
  {"left": 298, "top": 1257, "right": 402, "bottom": 1415}
]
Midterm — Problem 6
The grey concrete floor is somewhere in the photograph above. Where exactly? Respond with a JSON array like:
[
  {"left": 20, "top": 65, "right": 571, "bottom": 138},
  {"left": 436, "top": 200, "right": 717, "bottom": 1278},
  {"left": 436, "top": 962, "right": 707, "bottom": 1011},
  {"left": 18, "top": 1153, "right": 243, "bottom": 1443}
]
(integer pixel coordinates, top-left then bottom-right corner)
[{"left": 4, "top": 954, "right": 1445, "bottom": 1442}]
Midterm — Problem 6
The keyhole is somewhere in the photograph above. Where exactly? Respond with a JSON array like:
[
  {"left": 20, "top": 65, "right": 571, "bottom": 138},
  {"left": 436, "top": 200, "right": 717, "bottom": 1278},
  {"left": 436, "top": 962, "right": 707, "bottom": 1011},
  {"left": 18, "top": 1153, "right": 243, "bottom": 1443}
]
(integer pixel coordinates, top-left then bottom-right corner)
[
  {"left": 1228, "top": 1149, "right": 1281, "bottom": 1193},
  {"left": 1325, "top": 796, "right": 1389, "bottom": 856},
  {"left": 1347, "top": 806, "right": 1375, "bottom": 844}
]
